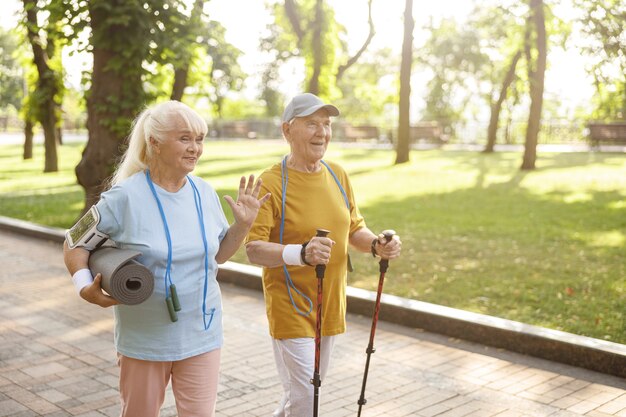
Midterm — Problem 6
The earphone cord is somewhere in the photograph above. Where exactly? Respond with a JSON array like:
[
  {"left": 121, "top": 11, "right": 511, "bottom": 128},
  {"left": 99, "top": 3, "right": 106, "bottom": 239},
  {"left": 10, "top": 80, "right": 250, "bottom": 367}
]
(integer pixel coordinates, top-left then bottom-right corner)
[
  {"left": 189, "top": 177, "right": 215, "bottom": 331},
  {"left": 280, "top": 157, "right": 313, "bottom": 316},
  {"left": 279, "top": 156, "right": 352, "bottom": 317},
  {"left": 146, "top": 170, "right": 214, "bottom": 330},
  {"left": 145, "top": 170, "right": 174, "bottom": 299},
  {"left": 320, "top": 160, "right": 349, "bottom": 209}
]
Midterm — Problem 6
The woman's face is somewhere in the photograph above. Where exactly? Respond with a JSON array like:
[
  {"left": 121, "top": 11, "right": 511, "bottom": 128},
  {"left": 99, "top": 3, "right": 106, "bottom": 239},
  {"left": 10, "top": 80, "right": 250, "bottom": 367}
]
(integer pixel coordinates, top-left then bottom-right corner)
[
  {"left": 152, "top": 117, "right": 205, "bottom": 177},
  {"left": 284, "top": 109, "right": 332, "bottom": 164}
]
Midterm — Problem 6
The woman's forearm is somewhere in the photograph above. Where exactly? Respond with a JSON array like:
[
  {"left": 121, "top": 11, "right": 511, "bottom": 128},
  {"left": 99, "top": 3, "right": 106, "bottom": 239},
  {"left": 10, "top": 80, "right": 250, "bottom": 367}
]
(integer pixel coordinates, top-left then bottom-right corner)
[
  {"left": 215, "top": 222, "right": 251, "bottom": 264},
  {"left": 63, "top": 241, "right": 90, "bottom": 275}
]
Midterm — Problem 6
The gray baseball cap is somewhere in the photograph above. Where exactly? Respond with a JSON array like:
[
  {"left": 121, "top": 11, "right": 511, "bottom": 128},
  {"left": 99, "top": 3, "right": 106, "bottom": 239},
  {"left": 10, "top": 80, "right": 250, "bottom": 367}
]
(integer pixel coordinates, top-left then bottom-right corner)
[{"left": 281, "top": 93, "right": 340, "bottom": 123}]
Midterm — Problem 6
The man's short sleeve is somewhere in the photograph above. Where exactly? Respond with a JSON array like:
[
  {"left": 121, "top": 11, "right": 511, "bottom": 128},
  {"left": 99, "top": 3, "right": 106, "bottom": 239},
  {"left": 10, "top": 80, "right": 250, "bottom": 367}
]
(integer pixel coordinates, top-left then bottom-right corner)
[{"left": 246, "top": 178, "right": 278, "bottom": 244}]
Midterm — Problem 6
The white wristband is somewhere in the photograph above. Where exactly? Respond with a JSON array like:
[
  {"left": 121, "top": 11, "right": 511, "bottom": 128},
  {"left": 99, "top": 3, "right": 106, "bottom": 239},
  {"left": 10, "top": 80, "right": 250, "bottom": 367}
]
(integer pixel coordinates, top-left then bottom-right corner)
[
  {"left": 72, "top": 268, "right": 94, "bottom": 294},
  {"left": 282, "top": 244, "right": 304, "bottom": 266}
]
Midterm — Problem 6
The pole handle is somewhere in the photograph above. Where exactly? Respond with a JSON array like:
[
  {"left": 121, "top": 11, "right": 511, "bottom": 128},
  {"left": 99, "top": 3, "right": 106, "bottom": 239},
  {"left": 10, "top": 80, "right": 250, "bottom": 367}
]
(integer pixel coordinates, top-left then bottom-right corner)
[
  {"left": 316, "top": 229, "right": 330, "bottom": 238},
  {"left": 378, "top": 229, "right": 395, "bottom": 273},
  {"left": 315, "top": 229, "right": 330, "bottom": 278},
  {"left": 381, "top": 229, "right": 396, "bottom": 243}
]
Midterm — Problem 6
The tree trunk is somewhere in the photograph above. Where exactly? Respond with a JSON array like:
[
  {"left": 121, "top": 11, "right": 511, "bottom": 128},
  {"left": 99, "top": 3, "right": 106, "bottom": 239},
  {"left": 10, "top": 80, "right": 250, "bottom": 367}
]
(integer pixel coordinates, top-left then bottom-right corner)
[
  {"left": 23, "top": 120, "right": 33, "bottom": 160},
  {"left": 284, "top": 0, "right": 304, "bottom": 41},
  {"left": 76, "top": 1, "right": 145, "bottom": 211},
  {"left": 170, "top": 0, "right": 203, "bottom": 101},
  {"left": 521, "top": 0, "right": 546, "bottom": 170},
  {"left": 307, "top": 0, "right": 323, "bottom": 95},
  {"left": 484, "top": 49, "right": 522, "bottom": 153},
  {"left": 171, "top": 67, "right": 188, "bottom": 101},
  {"left": 395, "top": 0, "right": 414, "bottom": 165},
  {"left": 23, "top": 0, "right": 59, "bottom": 172},
  {"left": 76, "top": 47, "right": 123, "bottom": 209},
  {"left": 42, "top": 98, "right": 58, "bottom": 172}
]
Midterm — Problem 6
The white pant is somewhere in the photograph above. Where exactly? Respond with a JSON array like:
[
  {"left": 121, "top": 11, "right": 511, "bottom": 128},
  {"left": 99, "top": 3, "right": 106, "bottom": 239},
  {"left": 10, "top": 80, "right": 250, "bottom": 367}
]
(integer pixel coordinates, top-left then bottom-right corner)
[{"left": 271, "top": 336, "right": 337, "bottom": 417}]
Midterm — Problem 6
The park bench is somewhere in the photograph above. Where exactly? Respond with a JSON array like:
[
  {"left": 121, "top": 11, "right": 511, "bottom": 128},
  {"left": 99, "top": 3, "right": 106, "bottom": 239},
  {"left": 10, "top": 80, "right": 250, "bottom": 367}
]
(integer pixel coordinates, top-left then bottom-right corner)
[
  {"left": 343, "top": 124, "right": 380, "bottom": 141},
  {"left": 410, "top": 122, "right": 446, "bottom": 144},
  {"left": 587, "top": 122, "right": 626, "bottom": 149}
]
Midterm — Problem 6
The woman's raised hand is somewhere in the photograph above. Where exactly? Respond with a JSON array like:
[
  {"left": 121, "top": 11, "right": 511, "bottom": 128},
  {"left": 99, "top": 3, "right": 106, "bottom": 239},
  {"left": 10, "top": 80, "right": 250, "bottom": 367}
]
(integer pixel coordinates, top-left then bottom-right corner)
[{"left": 223, "top": 175, "right": 271, "bottom": 228}]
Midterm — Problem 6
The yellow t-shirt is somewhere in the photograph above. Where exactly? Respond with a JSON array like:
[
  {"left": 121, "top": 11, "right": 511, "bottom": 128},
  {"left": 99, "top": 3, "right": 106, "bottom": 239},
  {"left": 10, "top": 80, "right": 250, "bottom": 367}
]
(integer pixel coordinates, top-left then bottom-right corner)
[{"left": 246, "top": 159, "right": 366, "bottom": 339}]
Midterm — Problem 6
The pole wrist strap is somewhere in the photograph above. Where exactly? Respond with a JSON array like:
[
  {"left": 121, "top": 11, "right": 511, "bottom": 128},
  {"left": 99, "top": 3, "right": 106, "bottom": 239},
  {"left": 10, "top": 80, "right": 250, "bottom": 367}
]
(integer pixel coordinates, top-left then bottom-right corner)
[
  {"left": 301, "top": 241, "right": 313, "bottom": 266},
  {"left": 371, "top": 238, "right": 379, "bottom": 258}
]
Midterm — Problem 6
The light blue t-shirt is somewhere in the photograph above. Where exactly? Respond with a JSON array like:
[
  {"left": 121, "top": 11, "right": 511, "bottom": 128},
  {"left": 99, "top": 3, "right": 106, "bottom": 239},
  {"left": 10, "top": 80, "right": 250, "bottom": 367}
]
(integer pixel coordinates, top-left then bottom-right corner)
[{"left": 95, "top": 171, "right": 229, "bottom": 361}]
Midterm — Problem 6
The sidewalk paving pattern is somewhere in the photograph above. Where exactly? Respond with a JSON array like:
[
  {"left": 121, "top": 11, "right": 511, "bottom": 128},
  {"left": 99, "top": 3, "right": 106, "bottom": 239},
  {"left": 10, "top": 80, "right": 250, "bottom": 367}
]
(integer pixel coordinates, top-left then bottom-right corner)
[{"left": 1, "top": 230, "right": 625, "bottom": 417}]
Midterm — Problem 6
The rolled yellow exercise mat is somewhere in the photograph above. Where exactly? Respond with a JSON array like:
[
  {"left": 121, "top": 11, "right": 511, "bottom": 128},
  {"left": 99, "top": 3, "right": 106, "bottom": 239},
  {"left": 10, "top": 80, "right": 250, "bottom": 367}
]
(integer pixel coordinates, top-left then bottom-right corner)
[{"left": 88, "top": 247, "right": 154, "bottom": 305}]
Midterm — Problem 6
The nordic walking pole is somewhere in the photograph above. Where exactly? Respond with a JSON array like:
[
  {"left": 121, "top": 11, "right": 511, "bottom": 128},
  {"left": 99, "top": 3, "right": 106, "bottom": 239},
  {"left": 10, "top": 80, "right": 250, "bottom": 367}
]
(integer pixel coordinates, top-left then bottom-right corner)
[
  {"left": 357, "top": 230, "right": 396, "bottom": 417},
  {"left": 311, "top": 228, "right": 330, "bottom": 417}
]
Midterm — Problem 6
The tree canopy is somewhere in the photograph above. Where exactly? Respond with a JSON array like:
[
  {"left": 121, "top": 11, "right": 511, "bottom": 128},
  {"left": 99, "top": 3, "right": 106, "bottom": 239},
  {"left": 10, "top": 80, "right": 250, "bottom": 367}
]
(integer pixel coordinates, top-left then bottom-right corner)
[{"left": 0, "top": 0, "right": 624, "bottom": 191}]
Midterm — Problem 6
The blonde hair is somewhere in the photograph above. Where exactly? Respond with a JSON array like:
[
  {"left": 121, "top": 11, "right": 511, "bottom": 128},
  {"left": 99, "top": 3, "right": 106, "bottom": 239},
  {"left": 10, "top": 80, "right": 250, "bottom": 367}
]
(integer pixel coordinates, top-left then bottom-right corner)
[{"left": 110, "top": 100, "right": 207, "bottom": 187}]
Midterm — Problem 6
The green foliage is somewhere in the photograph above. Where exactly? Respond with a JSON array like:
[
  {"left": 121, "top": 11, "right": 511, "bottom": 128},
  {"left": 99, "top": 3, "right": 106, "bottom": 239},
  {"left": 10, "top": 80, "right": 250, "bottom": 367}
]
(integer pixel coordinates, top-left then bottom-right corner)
[
  {"left": 303, "top": 1, "right": 342, "bottom": 99},
  {"left": 574, "top": 0, "right": 626, "bottom": 120},
  {"left": 335, "top": 48, "right": 398, "bottom": 124},
  {"left": 416, "top": 18, "right": 491, "bottom": 128},
  {"left": 261, "top": 1, "right": 393, "bottom": 119},
  {"left": 84, "top": 0, "right": 188, "bottom": 137},
  {"left": 73, "top": 0, "right": 247, "bottom": 131},
  {"left": 203, "top": 20, "right": 245, "bottom": 117},
  {"left": 56, "top": 0, "right": 206, "bottom": 133},
  {"left": 20, "top": 0, "right": 66, "bottom": 130},
  {"left": 218, "top": 98, "right": 267, "bottom": 120},
  {"left": 16, "top": 42, "right": 38, "bottom": 126},
  {"left": 144, "top": 61, "right": 175, "bottom": 100},
  {"left": 1, "top": 141, "right": 624, "bottom": 343},
  {"left": 62, "top": 87, "right": 86, "bottom": 131},
  {"left": 112, "top": 0, "right": 245, "bottom": 119},
  {"left": 0, "top": 28, "right": 24, "bottom": 112},
  {"left": 417, "top": 0, "right": 571, "bottom": 134},
  {"left": 590, "top": 81, "right": 626, "bottom": 121},
  {"left": 261, "top": 0, "right": 345, "bottom": 101},
  {"left": 260, "top": 69, "right": 284, "bottom": 118},
  {"left": 471, "top": 2, "right": 528, "bottom": 103}
]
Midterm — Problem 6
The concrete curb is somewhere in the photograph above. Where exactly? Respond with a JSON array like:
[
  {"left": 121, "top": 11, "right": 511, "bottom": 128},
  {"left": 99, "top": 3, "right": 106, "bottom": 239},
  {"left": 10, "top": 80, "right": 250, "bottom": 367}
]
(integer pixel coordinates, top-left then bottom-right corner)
[{"left": 2, "top": 215, "right": 625, "bottom": 378}]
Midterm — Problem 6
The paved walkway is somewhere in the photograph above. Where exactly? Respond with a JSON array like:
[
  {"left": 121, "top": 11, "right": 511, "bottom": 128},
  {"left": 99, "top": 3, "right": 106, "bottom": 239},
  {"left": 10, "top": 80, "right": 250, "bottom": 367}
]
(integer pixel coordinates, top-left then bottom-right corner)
[{"left": 1, "top": 230, "right": 625, "bottom": 417}]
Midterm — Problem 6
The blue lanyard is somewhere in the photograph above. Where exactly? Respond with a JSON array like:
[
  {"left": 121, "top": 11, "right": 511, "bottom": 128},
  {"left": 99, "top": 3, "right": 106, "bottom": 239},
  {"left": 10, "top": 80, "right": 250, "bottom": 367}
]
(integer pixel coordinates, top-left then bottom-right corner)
[
  {"left": 279, "top": 156, "right": 350, "bottom": 316},
  {"left": 145, "top": 170, "right": 215, "bottom": 330}
]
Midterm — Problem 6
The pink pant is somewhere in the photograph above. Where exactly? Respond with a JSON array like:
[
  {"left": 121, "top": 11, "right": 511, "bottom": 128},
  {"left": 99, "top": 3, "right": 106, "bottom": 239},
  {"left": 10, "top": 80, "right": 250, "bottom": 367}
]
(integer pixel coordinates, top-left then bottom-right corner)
[{"left": 117, "top": 349, "right": 220, "bottom": 417}]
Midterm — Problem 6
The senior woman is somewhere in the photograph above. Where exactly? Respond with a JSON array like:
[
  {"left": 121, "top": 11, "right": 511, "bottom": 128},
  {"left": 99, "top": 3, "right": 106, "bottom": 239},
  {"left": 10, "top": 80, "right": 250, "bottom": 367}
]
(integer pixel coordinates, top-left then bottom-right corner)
[
  {"left": 245, "top": 93, "right": 402, "bottom": 416},
  {"left": 63, "top": 100, "right": 269, "bottom": 417}
]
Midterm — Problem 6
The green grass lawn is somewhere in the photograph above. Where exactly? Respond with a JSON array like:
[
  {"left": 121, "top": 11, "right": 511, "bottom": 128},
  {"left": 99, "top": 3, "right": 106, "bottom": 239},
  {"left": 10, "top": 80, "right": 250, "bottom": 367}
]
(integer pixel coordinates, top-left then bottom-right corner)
[{"left": 1, "top": 140, "right": 625, "bottom": 344}]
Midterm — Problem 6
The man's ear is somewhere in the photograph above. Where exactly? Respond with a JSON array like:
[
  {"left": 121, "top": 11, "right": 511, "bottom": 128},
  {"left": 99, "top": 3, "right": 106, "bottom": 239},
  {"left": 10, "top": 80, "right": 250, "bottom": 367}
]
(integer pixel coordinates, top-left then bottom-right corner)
[{"left": 282, "top": 122, "right": 292, "bottom": 143}]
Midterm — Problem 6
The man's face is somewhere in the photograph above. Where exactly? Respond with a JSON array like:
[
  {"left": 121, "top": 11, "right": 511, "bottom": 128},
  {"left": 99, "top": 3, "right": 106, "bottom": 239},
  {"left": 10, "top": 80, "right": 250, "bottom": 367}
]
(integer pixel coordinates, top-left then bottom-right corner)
[{"left": 284, "top": 109, "right": 332, "bottom": 164}]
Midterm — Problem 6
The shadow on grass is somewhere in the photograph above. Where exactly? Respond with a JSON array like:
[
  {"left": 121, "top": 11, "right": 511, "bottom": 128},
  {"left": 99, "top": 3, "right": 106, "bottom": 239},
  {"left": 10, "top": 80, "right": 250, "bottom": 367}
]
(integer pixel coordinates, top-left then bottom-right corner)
[
  {"left": 354, "top": 180, "right": 625, "bottom": 343},
  {"left": 448, "top": 149, "right": 624, "bottom": 172},
  {"left": 0, "top": 188, "right": 85, "bottom": 228},
  {"left": 1, "top": 146, "right": 624, "bottom": 341}
]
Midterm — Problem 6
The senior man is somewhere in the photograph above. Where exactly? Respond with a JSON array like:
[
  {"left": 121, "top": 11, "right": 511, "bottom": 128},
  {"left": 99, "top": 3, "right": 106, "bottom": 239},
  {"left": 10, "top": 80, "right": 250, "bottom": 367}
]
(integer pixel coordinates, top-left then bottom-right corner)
[{"left": 245, "top": 93, "right": 402, "bottom": 416}]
